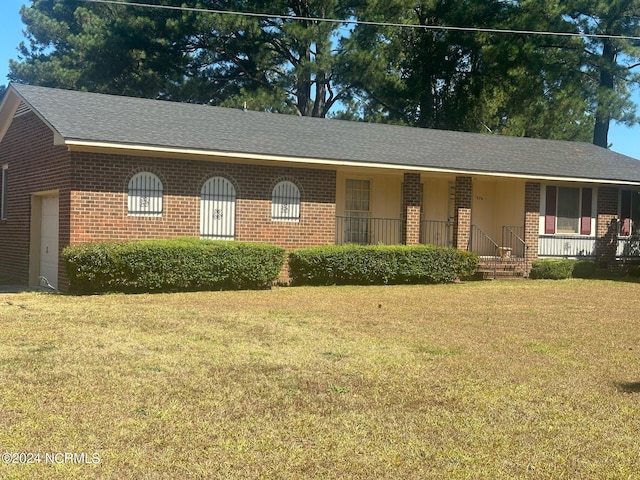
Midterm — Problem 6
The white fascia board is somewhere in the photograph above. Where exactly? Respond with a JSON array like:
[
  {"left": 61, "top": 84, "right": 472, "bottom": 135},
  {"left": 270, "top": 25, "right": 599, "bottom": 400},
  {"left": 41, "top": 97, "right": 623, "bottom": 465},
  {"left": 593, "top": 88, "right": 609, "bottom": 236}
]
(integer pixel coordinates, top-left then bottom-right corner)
[
  {"left": 64, "top": 139, "right": 640, "bottom": 186},
  {"left": 0, "top": 89, "right": 21, "bottom": 144}
]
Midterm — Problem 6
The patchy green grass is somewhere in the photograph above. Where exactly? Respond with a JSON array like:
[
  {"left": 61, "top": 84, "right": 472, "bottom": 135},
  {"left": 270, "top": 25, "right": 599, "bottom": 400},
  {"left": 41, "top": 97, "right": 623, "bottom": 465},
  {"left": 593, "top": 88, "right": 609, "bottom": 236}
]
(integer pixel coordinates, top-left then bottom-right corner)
[{"left": 1, "top": 280, "right": 640, "bottom": 478}]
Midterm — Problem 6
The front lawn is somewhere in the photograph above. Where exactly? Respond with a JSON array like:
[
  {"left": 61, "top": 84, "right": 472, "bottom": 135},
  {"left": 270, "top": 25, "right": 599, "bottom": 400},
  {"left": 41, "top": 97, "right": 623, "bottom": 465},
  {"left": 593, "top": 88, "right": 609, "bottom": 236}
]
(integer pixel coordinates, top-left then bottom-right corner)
[{"left": 1, "top": 280, "right": 639, "bottom": 478}]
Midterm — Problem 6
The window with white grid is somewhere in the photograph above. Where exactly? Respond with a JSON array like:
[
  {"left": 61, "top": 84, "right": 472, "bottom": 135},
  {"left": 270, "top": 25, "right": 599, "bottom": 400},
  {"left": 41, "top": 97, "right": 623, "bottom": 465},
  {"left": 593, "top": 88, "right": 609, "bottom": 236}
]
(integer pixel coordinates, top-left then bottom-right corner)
[
  {"left": 271, "top": 180, "right": 301, "bottom": 222},
  {"left": 128, "top": 172, "right": 163, "bottom": 216},
  {"left": 345, "top": 179, "right": 370, "bottom": 244}
]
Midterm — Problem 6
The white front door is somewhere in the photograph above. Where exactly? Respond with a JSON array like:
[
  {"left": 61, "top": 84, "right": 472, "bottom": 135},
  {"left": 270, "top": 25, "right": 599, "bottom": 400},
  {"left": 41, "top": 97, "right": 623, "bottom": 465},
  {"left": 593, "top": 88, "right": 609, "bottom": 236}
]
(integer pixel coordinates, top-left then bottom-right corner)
[
  {"left": 200, "top": 177, "right": 236, "bottom": 240},
  {"left": 40, "top": 195, "right": 59, "bottom": 289}
]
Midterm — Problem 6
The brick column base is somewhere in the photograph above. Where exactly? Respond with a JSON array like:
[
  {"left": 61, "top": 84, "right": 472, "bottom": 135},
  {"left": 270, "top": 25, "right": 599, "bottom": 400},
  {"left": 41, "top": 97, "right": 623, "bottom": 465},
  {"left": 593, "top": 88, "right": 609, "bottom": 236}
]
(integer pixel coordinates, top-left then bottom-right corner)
[
  {"left": 524, "top": 182, "right": 540, "bottom": 273},
  {"left": 402, "top": 173, "right": 422, "bottom": 245},
  {"left": 454, "top": 176, "right": 472, "bottom": 251}
]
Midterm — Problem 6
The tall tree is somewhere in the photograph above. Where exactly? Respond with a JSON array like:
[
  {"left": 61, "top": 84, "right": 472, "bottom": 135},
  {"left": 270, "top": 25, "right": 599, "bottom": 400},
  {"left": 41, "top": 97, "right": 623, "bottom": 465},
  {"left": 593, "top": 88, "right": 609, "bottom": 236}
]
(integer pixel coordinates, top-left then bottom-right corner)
[
  {"left": 10, "top": 0, "right": 639, "bottom": 143},
  {"left": 470, "top": 0, "right": 594, "bottom": 141},
  {"left": 562, "top": 0, "right": 640, "bottom": 147},
  {"left": 339, "top": 0, "right": 593, "bottom": 141},
  {"left": 10, "top": 0, "right": 190, "bottom": 98},
  {"left": 339, "top": 0, "right": 504, "bottom": 129},
  {"left": 175, "top": 0, "right": 355, "bottom": 116},
  {"left": 10, "top": 0, "right": 355, "bottom": 116}
]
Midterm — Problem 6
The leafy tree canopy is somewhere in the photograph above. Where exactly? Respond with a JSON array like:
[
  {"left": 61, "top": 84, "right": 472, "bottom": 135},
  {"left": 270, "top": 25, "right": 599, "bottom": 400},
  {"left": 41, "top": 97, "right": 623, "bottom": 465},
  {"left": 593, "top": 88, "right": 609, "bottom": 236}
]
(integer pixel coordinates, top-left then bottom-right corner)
[
  {"left": 10, "top": 0, "right": 355, "bottom": 117},
  {"left": 560, "top": 0, "right": 640, "bottom": 146},
  {"left": 8, "top": 0, "right": 640, "bottom": 146}
]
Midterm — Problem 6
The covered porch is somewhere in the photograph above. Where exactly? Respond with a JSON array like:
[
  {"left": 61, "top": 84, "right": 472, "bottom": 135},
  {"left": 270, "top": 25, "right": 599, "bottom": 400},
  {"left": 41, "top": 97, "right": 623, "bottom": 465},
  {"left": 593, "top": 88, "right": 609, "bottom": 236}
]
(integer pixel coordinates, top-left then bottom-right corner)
[
  {"left": 333, "top": 171, "right": 640, "bottom": 276},
  {"left": 332, "top": 171, "right": 532, "bottom": 276},
  {"left": 334, "top": 170, "right": 457, "bottom": 248}
]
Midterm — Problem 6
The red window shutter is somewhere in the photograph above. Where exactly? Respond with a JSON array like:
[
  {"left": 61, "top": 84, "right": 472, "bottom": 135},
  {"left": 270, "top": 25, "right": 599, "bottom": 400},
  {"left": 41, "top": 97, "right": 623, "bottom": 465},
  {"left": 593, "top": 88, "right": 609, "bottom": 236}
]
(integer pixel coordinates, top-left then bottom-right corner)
[
  {"left": 545, "top": 186, "right": 556, "bottom": 234},
  {"left": 621, "top": 218, "right": 631, "bottom": 236},
  {"left": 621, "top": 190, "right": 632, "bottom": 236},
  {"left": 580, "top": 188, "right": 592, "bottom": 235}
]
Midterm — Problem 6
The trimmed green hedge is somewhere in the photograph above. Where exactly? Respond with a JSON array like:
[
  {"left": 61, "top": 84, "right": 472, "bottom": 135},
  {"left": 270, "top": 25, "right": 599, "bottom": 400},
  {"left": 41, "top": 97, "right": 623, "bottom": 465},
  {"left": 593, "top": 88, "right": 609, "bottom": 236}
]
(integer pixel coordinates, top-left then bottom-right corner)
[
  {"left": 288, "top": 244, "right": 479, "bottom": 286},
  {"left": 529, "top": 259, "right": 598, "bottom": 280},
  {"left": 572, "top": 260, "right": 598, "bottom": 278},
  {"left": 63, "top": 238, "right": 285, "bottom": 294}
]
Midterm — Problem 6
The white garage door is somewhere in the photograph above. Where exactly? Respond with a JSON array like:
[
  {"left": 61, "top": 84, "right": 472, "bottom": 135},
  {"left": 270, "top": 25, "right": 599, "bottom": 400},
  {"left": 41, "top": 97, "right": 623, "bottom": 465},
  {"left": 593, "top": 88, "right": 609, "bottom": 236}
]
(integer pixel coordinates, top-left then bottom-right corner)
[{"left": 40, "top": 195, "right": 59, "bottom": 289}]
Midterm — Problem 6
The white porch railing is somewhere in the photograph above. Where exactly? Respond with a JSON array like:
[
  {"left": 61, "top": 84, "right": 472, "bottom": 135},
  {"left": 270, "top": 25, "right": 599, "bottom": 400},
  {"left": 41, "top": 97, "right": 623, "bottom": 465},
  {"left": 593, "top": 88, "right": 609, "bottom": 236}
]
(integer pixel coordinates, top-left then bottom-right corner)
[
  {"left": 617, "top": 236, "right": 640, "bottom": 258},
  {"left": 538, "top": 235, "right": 597, "bottom": 258},
  {"left": 540, "top": 234, "right": 640, "bottom": 259}
]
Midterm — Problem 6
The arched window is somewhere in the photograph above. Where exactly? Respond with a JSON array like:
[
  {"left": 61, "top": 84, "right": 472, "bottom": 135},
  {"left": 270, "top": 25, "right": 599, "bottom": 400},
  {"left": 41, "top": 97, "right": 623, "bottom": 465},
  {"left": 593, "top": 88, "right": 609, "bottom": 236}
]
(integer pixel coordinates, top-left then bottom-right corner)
[
  {"left": 128, "top": 172, "right": 163, "bottom": 216},
  {"left": 271, "top": 180, "right": 301, "bottom": 222},
  {"left": 200, "top": 176, "right": 236, "bottom": 240}
]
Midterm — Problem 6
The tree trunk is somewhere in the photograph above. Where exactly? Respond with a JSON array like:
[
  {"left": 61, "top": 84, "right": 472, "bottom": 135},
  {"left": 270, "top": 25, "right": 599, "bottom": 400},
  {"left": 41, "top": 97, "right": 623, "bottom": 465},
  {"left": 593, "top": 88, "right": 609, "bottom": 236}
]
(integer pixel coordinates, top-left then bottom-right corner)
[
  {"left": 296, "top": 45, "right": 313, "bottom": 116},
  {"left": 592, "top": 38, "right": 616, "bottom": 148}
]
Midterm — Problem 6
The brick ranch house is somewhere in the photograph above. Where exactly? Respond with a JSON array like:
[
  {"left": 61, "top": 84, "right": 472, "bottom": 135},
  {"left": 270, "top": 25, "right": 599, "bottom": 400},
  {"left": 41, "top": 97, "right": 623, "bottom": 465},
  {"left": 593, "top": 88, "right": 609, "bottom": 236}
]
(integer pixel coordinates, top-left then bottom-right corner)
[{"left": 1, "top": 83, "right": 640, "bottom": 291}]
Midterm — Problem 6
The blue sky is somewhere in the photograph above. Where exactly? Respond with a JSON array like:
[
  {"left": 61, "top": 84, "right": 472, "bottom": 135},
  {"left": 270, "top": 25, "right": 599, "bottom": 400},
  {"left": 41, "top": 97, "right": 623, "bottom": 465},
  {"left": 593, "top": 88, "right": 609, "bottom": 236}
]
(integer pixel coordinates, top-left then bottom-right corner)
[{"left": 1, "top": 0, "right": 639, "bottom": 160}]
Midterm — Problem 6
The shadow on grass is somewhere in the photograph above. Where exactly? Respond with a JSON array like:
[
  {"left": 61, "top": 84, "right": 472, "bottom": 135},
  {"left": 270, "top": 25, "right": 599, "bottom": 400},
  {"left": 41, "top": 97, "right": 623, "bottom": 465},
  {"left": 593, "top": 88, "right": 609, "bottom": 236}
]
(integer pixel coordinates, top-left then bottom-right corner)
[
  {"left": 593, "top": 275, "right": 640, "bottom": 284},
  {"left": 615, "top": 381, "right": 640, "bottom": 393}
]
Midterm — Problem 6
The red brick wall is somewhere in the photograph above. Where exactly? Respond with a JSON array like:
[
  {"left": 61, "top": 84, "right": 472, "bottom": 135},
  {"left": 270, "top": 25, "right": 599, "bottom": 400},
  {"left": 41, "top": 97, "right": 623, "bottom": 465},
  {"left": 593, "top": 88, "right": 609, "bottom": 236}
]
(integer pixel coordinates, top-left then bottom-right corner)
[
  {"left": 454, "top": 176, "right": 472, "bottom": 250},
  {"left": 69, "top": 153, "right": 336, "bottom": 249},
  {"left": 0, "top": 112, "right": 72, "bottom": 287},
  {"left": 524, "top": 182, "right": 540, "bottom": 267},
  {"left": 0, "top": 112, "right": 336, "bottom": 290},
  {"left": 402, "top": 173, "right": 422, "bottom": 244}
]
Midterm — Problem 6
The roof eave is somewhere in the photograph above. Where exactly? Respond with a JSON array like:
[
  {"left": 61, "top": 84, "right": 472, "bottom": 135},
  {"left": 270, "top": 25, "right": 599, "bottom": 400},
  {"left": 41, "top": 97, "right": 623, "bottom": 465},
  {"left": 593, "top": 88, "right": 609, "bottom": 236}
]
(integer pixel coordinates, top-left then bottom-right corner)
[{"left": 64, "top": 139, "right": 640, "bottom": 186}]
